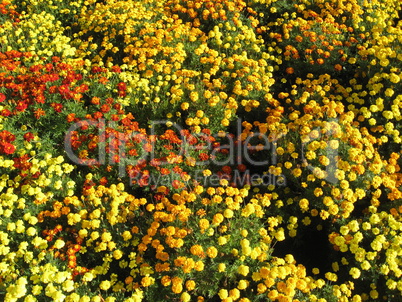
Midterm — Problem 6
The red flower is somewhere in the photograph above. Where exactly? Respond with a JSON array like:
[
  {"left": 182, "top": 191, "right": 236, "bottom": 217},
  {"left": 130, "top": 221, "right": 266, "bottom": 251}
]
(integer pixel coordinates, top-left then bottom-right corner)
[
  {"left": 51, "top": 103, "right": 63, "bottom": 113},
  {"left": 49, "top": 85, "right": 58, "bottom": 94},
  {"left": 111, "top": 114, "right": 119, "bottom": 121},
  {"left": 0, "top": 130, "right": 15, "bottom": 142},
  {"left": 144, "top": 143, "right": 153, "bottom": 152},
  {"left": 23, "top": 132, "right": 34, "bottom": 142},
  {"left": 58, "top": 84, "right": 73, "bottom": 99},
  {"left": 0, "top": 93, "right": 5, "bottom": 102},
  {"left": 117, "top": 82, "right": 127, "bottom": 91},
  {"left": 198, "top": 152, "right": 209, "bottom": 161},
  {"left": 100, "top": 104, "right": 110, "bottom": 113},
  {"left": 34, "top": 108, "right": 46, "bottom": 119},
  {"left": 93, "top": 111, "right": 103, "bottom": 119},
  {"left": 160, "top": 168, "right": 170, "bottom": 175},
  {"left": 237, "top": 164, "right": 247, "bottom": 172},
  {"left": 1, "top": 109, "right": 11, "bottom": 116},
  {"left": 29, "top": 64, "right": 43, "bottom": 72},
  {"left": 111, "top": 66, "right": 122, "bottom": 73},
  {"left": 0, "top": 142, "right": 15, "bottom": 154},
  {"left": 35, "top": 94, "right": 45, "bottom": 103},
  {"left": 13, "top": 154, "right": 32, "bottom": 171},
  {"left": 66, "top": 113, "right": 76, "bottom": 123},
  {"left": 117, "top": 82, "right": 127, "bottom": 97},
  {"left": 99, "top": 177, "right": 108, "bottom": 185},
  {"left": 138, "top": 175, "right": 149, "bottom": 186},
  {"left": 16, "top": 101, "right": 28, "bottom": 112},
  {"left": 98, "top": 77, "right": 108, "bottom": 84},
  {"left": 91, "top": 66, "right": 103, "bottom": 74},
  {"left": 172, "top": 179, "right": 184, "bottom": 189}
]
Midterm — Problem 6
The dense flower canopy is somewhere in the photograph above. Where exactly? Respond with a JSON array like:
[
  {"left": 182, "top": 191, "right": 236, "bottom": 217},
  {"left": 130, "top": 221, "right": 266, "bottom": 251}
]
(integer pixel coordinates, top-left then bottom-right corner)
[{"left": 0, "top": 0, "right": 402, "bottom": 301}]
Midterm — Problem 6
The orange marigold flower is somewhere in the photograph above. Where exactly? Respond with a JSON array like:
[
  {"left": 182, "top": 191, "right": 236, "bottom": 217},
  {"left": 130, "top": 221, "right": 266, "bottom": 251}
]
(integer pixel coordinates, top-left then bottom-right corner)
[
  {"left": 286, "top": 67, "right": 294, "bottom": 74},
  {"left": 190, "top": 245, "right": 205, "bottom": 258},
  {"left": 334, "top": 64, "right": 342, "bottom": 71}
]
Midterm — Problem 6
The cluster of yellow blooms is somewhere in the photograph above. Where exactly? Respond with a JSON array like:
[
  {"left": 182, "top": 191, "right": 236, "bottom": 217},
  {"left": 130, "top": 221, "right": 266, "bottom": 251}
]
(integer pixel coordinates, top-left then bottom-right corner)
[{"left": 0, "top": 10, "right": 77, "bottom": 61}]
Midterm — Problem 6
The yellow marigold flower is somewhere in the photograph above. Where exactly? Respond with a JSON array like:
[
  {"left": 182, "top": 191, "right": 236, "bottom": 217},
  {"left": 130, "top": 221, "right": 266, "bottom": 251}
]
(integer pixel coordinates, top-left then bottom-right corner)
[
  {"left": 229, "top": 288, "right": 240, "bottom": 300},
  {"left": 386, "top": 279, "right": 397, "bottom": 290},
  {"left": 299, "top": 198, "right": 309, "bottom": 211},
  {"left": 221, "top": 118, "right": 230, "bottom": 127},
  {"left": 190, "top": 91, "right": 199, "bottom": 102},
  {"left": 380, "top": 264, "right": 390, "bottom": 275},
  {"left": 223, "top": 209, "right": 234, "bottom": 218},
  {"left": 314, "top": 188, "right": 323, "bottom": 197},
  {"left": 238, "top": 265, "right": 249, "bottom": 276},
  {"left": 349, "top": 267, "right": 361, "bottom": 279},
  {"left": 141, "top": 276, "right": 154, "bottom": 287},
  {"left": 361, "top": 261, "right": 371, "bottom": 271},
  {"left": 329, "top": 140, "right": 339, "bottom": 149},
  {"left": 199, "top": 219, "right": 210, "bottom": 231},
  {"left": 185, "top": 280, "right": 196, "bottom": 291},
  {"left": 203, "top": 169, "right": 212, "bottom": 177},
  {"left": 385, "top": 88, "right": 394, "bottom": 97},
  {"left": 122, "top": 231, "right": 132, "bottom": 241},
  {"left": 194, "top": 261, "right": 204, "bottom": 271},
  {"left": 190, "top": 245, "right": 204, "bottom": 258},
  {"left": 218, "top": 236, "right": 227, "bottom": 246},
  {"left": 242, "top": 203, "right": 255, "bottom": 217},
  {"left": 268, "top": 289, "right": 278, "bottom": 300},
  {"left": 292, "top": 168, "right": 302, "bottom": 177},
  {"left": 172, "top": 283, "right": 183, "bottom": 294},
  {"left": 101, "top": 232, "right": 112, "bottom": 242},
  {"left": 370, "top": 240, "right": 382, "bottom": 251},
  {"left": 212, "top": 213, "right": 224, "bottom": 225},
  {"left": 325, "top": 272, "right": 337, "bottom": 282},
  {"left": 113, "top": 249, "right": 123, "bottom": 260},
  {"left": 181, "top": 102, "right": 189, "bottom": 110},
  {"left": 206, "top": 246, "right": 218, "bottom": 258},
  {"left": 238, "top": 280, "right": 248, "bottom": 290},
  {"left": 218, "top": 289, "right": 228, "bottom": 299},
  {"left": 302, "top": 216, "right": 311, "bottom": 226},
  {"left": 319, "top": 155, "right": 330, "bottom": 166},
  {"left": 257, "top": 283, "right": 267, "bottom": 294},
  {"left": 204, "top": 90, "right": 212, "bottom": 99},
  {"left": 54, "top": 239, "right": 65, "bottom": 249},
  {"left": 370, "top": 290, "right": 379, "bottom": 299},
  {"left": 99, "top": 280, "right": 111, "bottom": 290},
  {"left": 161, "top": 276, "right": 171, "bottom": 287},
  {"left": 218, "top": 263, "right": 226, "bottom": 272},
  {"left": 180, "top": 292, "right": 191, "bottom": 302},
  {"left": 275, "top": 228, "right": 285, "bottom": 241}
]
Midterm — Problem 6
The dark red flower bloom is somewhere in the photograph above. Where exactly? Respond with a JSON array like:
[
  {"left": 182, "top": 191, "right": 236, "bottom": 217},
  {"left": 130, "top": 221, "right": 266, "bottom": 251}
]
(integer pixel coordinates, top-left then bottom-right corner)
[
  {"left": 117, "top": 82, "right": 126, "bottom": 91},
  {"left": 99, "top": 177, "right": 108, "bottom": 185},
  {"left": 0, "top": 142, "right": 15, "bottom": 154},
  {"left": 51, "top": 103, "right": 63, "bottom": 113},
  {"left": 0, "top": 130, "right": 15, "bottom": 142},
  {"left": 23, "top": 132, "right": 35, "bottom": 142},
  {"left": 111, "top": 66, "right": 121, "bottom": 73},
  {"left": 1, "top": 109, "right": 11, "bottom": 116}
]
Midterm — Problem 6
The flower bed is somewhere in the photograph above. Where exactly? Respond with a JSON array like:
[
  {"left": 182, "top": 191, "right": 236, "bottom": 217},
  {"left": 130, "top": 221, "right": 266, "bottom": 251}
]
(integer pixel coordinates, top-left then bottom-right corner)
[{"left": 0, "top": 0, "right": 402, "bottom": 301}]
